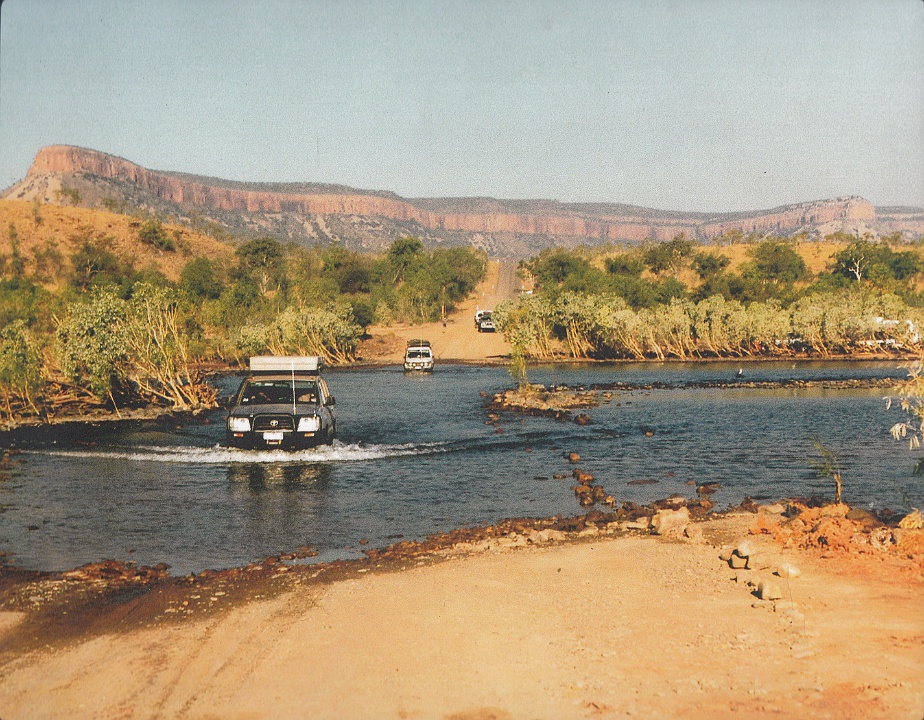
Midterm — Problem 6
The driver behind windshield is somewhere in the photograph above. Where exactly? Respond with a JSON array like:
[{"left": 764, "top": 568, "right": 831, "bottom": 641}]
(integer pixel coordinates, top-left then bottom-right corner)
[{"left": 240, "top": 380, "right": 318, "bottom": 405}]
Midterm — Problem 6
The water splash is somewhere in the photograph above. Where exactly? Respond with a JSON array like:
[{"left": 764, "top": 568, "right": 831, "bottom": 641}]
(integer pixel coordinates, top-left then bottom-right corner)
[{"left": 27, "top": 441, "right": 450, "bottom": 465}]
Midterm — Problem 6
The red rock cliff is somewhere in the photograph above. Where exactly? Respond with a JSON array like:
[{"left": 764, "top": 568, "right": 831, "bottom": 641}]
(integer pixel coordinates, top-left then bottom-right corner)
[{"left": 23, "top": 145, "right": 881, "bottom": 243}]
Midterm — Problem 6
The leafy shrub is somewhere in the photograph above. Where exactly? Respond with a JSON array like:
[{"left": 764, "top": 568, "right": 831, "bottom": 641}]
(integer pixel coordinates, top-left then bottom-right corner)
[
  {"left": 0, "top": 320, "right": 44, "bottom": 416},
  {"left": 138, "top": 220, "right": 176, "bottom": 252}
]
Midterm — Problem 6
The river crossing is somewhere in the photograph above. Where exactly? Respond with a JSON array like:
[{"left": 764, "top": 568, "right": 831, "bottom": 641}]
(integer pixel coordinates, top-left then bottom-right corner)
[{"left": 0, "top": 361, "right": 919, "bottom": 575}]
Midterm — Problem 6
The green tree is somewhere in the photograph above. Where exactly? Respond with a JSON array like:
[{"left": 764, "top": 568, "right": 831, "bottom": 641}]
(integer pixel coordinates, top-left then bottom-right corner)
[
  {"left": 180, "top": 257, "right": 224, "bottom": 300},
  {"left": 348, "top": 296, "right": 375, "bottom": 332},
  {"left": 387, "top": 236, "right": 424, "bottom": 283},
  {"left": 831, "top": 240, "right": 873, "bottom": 282},
  {"left": 242, "top": 301, "right": 362, "bottom": 365},
  {"left": 692, "top": 251, "right": 731, "bottom": 280},
  {"left": 737, "top": 239, "right": 809, "bottom": 302},
  {"left": 31, "top": 239, "right": 65, "bottom": 283},
  {"left": 0, "top": 320, "right": 44, "bottom": 417},
  {"left": 524, "top": 249, "right": 593, "bottom": 289},
  {"left": 643, "top": 234, "right": 695, "bottom": 276},
  {"left": 236, "top": 237, "right": 285, "bottom": 295},
  {"left": 748, "top": 239, "right": 808, "bottom": 284},
  {"left": 138, "top": 219, "right": 176, "bottom": 252},
  {"left": 122, "top": 283, "right": 215, "bottom": 407},
  {"left": 809, "top": 436, "right": 844, "bottom": 504},
  {"left": 831, "top": 240, "right": 922, "bottom": 288},
  {"left": 56, "top": 288, "right": 129, "bottom": 402},
  {"left": 70, "top": 238, "right": 139, "bottom": 296},
  {"left": 605, "top": 253, "right": 646, "bottom": 277}
]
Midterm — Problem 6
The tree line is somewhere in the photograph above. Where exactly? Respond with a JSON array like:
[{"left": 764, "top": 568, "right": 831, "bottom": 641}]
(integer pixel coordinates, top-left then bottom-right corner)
[
  {"left": 495, "top": 233, "right": 924, "bottom": 364},
  {"left": 0, "top": 221, "right": 486, "bottom": 421}
]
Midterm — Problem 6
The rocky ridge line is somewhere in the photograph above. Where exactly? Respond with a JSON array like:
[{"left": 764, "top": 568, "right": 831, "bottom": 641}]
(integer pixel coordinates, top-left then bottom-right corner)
[{"left": 6, "top": 145, "right": 921, "bottom": 256}]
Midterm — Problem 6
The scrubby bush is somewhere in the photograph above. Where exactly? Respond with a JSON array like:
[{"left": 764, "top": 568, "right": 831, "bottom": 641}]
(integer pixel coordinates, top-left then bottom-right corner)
[
  {"left": 0, "top": 320, "right": 44, "bottom": 417},
  {"left": 138, "top": 219, "right": 176, "bottom": 252}
]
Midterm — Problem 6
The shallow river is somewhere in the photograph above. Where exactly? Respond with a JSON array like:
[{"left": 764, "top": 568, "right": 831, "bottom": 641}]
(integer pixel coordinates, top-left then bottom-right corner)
[{"left": 1, "top": 361, "right": 920, "bottom": 575}]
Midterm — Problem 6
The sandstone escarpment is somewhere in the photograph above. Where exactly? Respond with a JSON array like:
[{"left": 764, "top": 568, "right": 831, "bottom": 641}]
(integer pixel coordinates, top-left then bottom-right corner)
[{"left": 4, "top": 145, "right": 916, "bottom": 257}]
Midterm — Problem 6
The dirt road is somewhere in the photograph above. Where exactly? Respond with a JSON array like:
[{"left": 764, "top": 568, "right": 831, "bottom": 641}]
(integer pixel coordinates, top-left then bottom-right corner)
[
  {"left": 360, "top": 260, "right": 518, "bottom": 363},
  {"left": 0, "top": 514, "right": 921, "bottom": 719}
]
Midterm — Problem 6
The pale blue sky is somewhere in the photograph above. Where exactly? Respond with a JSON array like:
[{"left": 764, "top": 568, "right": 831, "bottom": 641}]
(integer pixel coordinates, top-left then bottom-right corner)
[{"left": 1, "top": 0, "right": 921, "bottom": 212}]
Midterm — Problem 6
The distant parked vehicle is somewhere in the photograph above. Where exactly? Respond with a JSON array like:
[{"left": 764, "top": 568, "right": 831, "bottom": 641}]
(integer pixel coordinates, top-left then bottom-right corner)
[
  {"left": 404, "top": 339, "right": 434, "bottom": 372},
  {"left": 226, "top": 356, "right": 336, "bottom": 449}
]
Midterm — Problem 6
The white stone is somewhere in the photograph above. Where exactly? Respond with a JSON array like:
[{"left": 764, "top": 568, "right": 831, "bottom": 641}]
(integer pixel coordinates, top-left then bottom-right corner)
[
  {"left": 651, "top": 507, "right": 691, "bottom": 537},
  {"left": 536, "top": 529, "right": 567, "bottom": 543},
  {"left": 759, "top": 503, "right": 786, "bottom": 515},
  {"left": 776, "top": 562, "right": 801, "bottom": 579},
  {"left": 736, "top": 540, "right": 755, "bottom": 558},
  {"left": 625, "top": 519, "right": 650, "bottom": 531},
  {"left": 758, "top": 579, "right": 784, "bottom": 601}
]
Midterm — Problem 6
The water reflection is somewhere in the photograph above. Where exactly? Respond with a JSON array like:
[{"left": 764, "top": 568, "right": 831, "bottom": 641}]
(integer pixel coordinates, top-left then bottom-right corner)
[{"left": 227, "top": 461, "right": 332, "bottom": 491}]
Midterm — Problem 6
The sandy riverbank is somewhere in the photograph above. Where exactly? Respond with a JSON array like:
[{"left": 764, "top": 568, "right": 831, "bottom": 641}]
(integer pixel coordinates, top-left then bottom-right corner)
[{"left": 0, "top": 508, "right": 921, "bottom": 719}]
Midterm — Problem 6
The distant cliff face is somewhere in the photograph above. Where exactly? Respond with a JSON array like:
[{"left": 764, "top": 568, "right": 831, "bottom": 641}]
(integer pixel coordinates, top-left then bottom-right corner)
[{"left": 6, "top": 145, "right": 916, "bottom": 257}]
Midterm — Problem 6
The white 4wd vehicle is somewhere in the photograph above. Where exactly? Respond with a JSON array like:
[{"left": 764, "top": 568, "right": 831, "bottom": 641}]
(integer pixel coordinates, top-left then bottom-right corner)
[
  {"left": 227, "top": 356, "right": 336, "bottom": 449},
  {"left": 474, "top": 309, "right": 495, "bottom": 332},
  {"left": 404, "top": 340, "right": 434, "bottom": 372}
]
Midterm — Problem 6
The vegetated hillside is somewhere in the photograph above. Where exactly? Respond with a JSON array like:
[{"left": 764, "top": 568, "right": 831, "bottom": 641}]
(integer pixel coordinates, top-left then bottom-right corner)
[
  {"left": 0, "top": 199, "right": 235, "bottom": 289},
  {"left": 6, "top": 145, "right": 923, "bottom": 259}
]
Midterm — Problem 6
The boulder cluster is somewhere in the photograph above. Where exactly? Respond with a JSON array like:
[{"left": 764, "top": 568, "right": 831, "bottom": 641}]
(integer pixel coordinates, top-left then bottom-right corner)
[
  {"left": 714, "top": 501, "right": 924, "bottom": 622},
  {"left": 740, "top": 501, "right": 924, "bottom": 561}
]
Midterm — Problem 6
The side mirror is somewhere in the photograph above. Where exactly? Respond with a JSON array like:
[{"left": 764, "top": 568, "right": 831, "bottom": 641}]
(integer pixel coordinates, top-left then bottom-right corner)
[{"left": 326, "top": 396, "right": 336, "bottom": 407}]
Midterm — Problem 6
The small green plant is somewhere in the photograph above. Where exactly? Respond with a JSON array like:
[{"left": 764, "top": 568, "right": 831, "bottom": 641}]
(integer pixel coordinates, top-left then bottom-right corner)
[
  {"left": 509, "top": 344, "right": 529, "bottom": 389},
  {"left": 808, "top": 435, "right": 843, "bottom": 504},
  {"left": 138, "top": 220, "right": 176, "bottom": 252}
]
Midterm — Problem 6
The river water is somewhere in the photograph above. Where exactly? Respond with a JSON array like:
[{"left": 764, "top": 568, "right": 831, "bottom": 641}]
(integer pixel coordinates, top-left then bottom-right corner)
[{"left": 1, "top": 361, "right": 920, "bottom": 575}]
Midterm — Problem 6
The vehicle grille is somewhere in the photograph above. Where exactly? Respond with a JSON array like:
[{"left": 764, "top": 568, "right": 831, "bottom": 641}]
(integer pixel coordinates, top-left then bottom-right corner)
[{"left": 253, "top": 415, "right": 295, "bottom": 431}]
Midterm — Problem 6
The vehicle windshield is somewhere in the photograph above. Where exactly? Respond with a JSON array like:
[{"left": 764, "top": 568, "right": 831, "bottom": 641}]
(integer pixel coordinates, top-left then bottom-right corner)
[
  {"left": 238, "top": 379, "right": 319, "bottom": 406},
  {"left": 406, "top": 349, "right": 431, "bottom": 359}
]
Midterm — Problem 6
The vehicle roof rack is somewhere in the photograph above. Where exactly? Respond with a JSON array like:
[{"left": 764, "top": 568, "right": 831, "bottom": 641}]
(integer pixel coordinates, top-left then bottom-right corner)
[
  {"left": 406, "top": 339, "right": 431, "bottom": 347},
  {"left": 249, "top": 356, "right": 322, "bottom": 374}
]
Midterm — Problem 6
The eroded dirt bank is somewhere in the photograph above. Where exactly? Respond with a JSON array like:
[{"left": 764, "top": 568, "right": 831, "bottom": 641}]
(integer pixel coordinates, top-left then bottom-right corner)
[{"left": 0, "top": 505, "right": 921, "bottom": 720}]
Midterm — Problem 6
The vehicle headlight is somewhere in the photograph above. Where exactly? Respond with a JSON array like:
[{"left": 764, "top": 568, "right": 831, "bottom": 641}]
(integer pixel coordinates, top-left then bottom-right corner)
[
  {"left": 228, "top": 417, "right": 251, "bottom": 432},
  {"left": 297, "top": 416, "right": 321, "bottom": 432}
]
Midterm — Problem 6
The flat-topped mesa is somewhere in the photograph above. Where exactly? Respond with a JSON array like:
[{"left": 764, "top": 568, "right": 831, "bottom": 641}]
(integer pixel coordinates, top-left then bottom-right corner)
[
  {"left": 23, "top": 146, "right": 696, "bottom": 241},
  {"left": 16, "top": 145, "right": 890, "bottom": 247}
]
